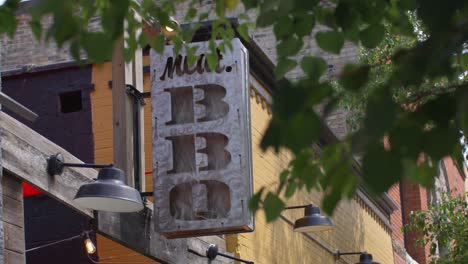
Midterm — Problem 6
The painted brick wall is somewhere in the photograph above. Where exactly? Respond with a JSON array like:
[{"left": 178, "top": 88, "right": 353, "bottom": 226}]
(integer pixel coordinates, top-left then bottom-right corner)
[{"left": 1, "top": 66, "right": 96, "bottom": 264}]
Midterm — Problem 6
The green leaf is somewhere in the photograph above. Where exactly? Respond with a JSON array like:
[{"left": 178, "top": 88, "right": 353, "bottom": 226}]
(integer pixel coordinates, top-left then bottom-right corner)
[
  {"left": 215, "top": 0, "right": 226, "bottom": 18},
  {"left": 460, "top": 53, "right": 468, "bottom": 70},
  {"left": 322, "top": 190, "right": 342, "bottom": 215},
  {"left": 198, "top": 12, "right": 209, "bottom": 21},
  {"left": 273, "top": 16, "right": 293, "bottom": 39},
  {"left": 403, "top": 159, "right": 436, "bottom": 187},
  {"left": 316, "top": 6, "right": 336, "bottom": 28},
  {"left": 277, "top": 36, "right": 303, "bottom": 57},
  {"left": 248, "top": 188, "right": 264, "bottom": 212},
  {"left": 362, "top": 143, "right": 401, "bottom": 193},
  {"left": 294, "top": 12, "right": 315, "bottom": 37},
  {"left": 29, "top": 19, "right": 42, "bottom": 40},
  {"left": 185, "top": 7, "right": 197, "bottom": 21},
  {"left": 263, "top": 192, "right": 285, "bottom": 222},
  {"left": 315, "top": 31, "right": 344, "bottom": 54},
  {"left": 339, "top": 64, "right": 370, "bottom": 91},
  {"left": 0, "top": 9, "right": 18, "bottom": 37},
  {"left": 279, "top": 170, "right": 290, "bottom": 182},
  {"left": 206, "top": 52, "right": 218, "bottom": 71},
  {"left": 241, "top": 0, "right": 256, "bottom": 9},
  {"left": 81, "top": 32, "right": 113, "bottom": 63},
  {"left": 285, "top": 182, "right": 297, "bottom": 198},
  {"left": 301, "top": 56, "right": 328, "bottom": 81},
  {"left": 237, "top": 23, "right": 250, "bottom": 40},
  {"left": 363, "top": 87, "right": 396, "bottom": 140},
  {"left": 152, "top": 35, "right": 165, "bottom": 54},
  {"left": 335, "top": 1, "right": 357, "bottom": 32},
  {"left": 70, "top": 40, "right": 80, "bottom": 61},
  {"left": 360, "top": 23, "right": 385, "bottom": 48},
  {"left": 257, "top": 10, "right": 278, "bottom": 27},
  {"left": 274, "top": 58, "right": 297, "bottom": 79}
]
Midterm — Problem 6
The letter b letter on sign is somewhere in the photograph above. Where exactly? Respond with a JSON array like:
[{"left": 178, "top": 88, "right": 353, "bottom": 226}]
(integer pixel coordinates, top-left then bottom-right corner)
[{"left": 151, "top": 39, "right": 253, "bottom": 238}]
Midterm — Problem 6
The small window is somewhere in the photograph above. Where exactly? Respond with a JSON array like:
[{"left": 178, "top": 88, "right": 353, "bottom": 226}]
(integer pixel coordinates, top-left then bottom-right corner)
[{"left": 59, "top": 90, "right": 82, "bottom": 113}]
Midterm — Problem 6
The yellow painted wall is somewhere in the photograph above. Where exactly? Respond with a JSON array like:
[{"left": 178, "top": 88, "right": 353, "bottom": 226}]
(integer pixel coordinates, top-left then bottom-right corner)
[
  {"left": 225, "top": 84, "right": 395, "bottom": 264},
  {"left": 91, "top": 61, "right": 158, "bottom": 263},
  {"left": 89, "top": 56, "right": 394, "bottom": 264}
]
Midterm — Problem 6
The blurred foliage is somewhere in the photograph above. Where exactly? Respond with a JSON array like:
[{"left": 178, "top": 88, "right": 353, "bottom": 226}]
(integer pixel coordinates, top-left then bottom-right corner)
[
  {"left": 406, "top": 194, "right": 468, "bottom": 263},
  {"left": 1, "top": 0, "right": 467, "bottom": 221}
]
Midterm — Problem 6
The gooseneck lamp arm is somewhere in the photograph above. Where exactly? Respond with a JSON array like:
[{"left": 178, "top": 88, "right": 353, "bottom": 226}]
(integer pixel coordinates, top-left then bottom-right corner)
[
  {"left": 47, "top": 153, "right": 113, "bottom": 176},
  {"left": 336, "top": 251, "right": 366, "bottom": 257},
  {"left": 206, "top": 244, "right": 254, "bottom": 264},
  {"left": 335, "top": 251, "right": 380, "bottom": 264},
  {"left": 284, "top": 204, "right": 310, "bottom": 210}
]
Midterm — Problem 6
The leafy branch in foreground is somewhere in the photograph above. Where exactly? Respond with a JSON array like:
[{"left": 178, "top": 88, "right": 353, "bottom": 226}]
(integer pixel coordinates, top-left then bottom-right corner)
[
  {"left": 1, "top": 0, "right": 468, "bottom": 220},
  {"left": 406, "top": 194, "right": 468, "bottom": 264}
]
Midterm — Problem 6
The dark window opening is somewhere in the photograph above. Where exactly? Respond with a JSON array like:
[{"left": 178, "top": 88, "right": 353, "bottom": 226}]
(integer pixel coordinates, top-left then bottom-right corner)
[{"left": 59, "top": 90, "right": 82, "bottom": 113}]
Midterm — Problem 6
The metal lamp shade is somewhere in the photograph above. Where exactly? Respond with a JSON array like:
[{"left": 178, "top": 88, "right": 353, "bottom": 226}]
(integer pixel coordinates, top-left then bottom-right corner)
[
  {"left": 357, "top": 253, "right": 379, "bottom": 264},
  {"left": 74, "top": 167, "right": 144, "bottom": 213},
  {"left": 293, "top": 205, "right": 334, "bottom": 232}
]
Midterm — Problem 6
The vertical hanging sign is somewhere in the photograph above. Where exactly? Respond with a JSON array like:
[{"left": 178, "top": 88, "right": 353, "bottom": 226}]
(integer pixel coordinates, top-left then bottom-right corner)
[{"left": 150, "top": 39, "right": 253, "bottom": 238}]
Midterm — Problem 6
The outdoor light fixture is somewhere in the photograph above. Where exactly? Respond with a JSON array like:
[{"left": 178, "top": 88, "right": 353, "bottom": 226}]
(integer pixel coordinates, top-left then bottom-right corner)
[
  {"left": 161, "top": 16, "right": 179, "bottom": 37},
  {"left": 285, "top": 204, "right": 334, "bottom": 232},
  {"left": 47, "top": 153, "right": 144, "bottom": 212},
  {"left": 84, "top": 232, "right": 96, "bottom": 254},
  {"left": 206, "top": 244, "right": 254, "bottom": 264},
  {"left": 335, "top": 251, "right": 380, "bottom": 264}
]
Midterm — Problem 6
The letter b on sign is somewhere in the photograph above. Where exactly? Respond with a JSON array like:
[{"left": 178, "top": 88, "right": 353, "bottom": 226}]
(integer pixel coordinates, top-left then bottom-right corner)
[{"left": 151, "top": 38, "right": 253, "bottom": 238}]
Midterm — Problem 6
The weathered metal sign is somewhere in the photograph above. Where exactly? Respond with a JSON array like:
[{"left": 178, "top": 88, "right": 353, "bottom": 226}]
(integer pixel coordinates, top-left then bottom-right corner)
[{"left": 150, "top": 39, "right": 253, "bottom": 238}]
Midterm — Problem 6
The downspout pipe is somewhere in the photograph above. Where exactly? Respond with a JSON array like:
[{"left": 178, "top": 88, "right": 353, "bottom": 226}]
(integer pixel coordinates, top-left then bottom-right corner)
[{"left": 126, "top": 84, "right": 146, "bottom": 192}]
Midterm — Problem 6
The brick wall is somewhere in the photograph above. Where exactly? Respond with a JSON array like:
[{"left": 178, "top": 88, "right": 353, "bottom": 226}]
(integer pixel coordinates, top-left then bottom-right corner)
[
  {"left": 402, "top": 182, "right": 430, "bottom": 263},
  {"left": 387, "top": 184, "right": 407, "bottom": 264}
]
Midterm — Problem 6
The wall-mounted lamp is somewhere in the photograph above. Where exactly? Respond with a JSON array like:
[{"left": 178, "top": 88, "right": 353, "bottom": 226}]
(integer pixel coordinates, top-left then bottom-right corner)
[
  {"left": 285, "top": 204, "right": 334, "bottom": 232},
  {"left": 206, "top": 244, "right": 254, "bottom": 264},
  {"left": 335, "top": 251, "right": 380, "bottom": 264},
  {"left": 47, "top": 153, "right": 144, "bottom": 212},
  {"left": 161, "top": 16, "right": 180, "bottom": 37}
]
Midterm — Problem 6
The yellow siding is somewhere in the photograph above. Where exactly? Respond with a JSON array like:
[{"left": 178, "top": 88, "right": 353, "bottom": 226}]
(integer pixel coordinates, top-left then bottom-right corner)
[
  {"left": 91, "top": 62, "right": 154, "bottom": 193},
  {"left": 90, "top": 58, "right": 394, "bottom": 264},
  {"left": 91, "top": 62, "right": 158, "bottom": 263},
  {"left": 226, "top": 90, "right": 395, "bottom": 264}
]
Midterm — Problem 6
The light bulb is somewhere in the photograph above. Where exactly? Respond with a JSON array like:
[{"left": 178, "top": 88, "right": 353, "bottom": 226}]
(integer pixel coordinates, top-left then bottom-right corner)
[
  {"left": 84, "top": 238, "right": 96, "bottom": 254},
  {"left": 161, "top": 17, "right": 179, "bottom": 37},
  {"left": 164, "top": 25, "right": 175, "bottom": 32}
]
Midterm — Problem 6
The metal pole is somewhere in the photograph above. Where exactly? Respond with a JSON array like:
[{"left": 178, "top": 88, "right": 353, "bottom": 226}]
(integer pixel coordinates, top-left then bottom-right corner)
[
  {"left": 216, "top": 251, "right": 254, "bottom": 264},
  {"left": 284, "top": 205, "right": 308, "bottom": 210},
  {"left": 61, "top": 163, "right": 113, "bottom": 169}
]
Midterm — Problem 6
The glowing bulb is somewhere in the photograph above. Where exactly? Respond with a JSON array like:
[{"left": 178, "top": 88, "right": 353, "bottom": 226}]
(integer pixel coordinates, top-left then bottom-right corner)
[
  {"left": 84, "top": 238, "right": 96, "bottom": 254},
  {"left": 164, "top": 25, "right": 174, "bottom": 32},
  {"left": 161, "top": 17, "right": 179, "bottom": 37}
]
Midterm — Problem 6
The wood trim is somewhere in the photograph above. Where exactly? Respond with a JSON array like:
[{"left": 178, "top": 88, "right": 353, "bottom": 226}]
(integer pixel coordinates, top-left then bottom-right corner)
[{"left": 0, "top": 111, "right": 189, "bottom": 263}]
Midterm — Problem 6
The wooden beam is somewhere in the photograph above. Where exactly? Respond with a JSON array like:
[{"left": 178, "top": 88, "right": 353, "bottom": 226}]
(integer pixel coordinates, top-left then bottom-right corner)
[
  {"left": 3, "top": 174, "right": 26, "bottom": 264},
  {"left": 0, "top": 111, "right": 94, "bottom": 217},
  {"left": 111, "top": 37, "right": 136, "bottom": 186},
  {"left": 0, "top": 92, "right": 38, "bottom": 122},
  {"left": 0, "top": 111, "right": 189, "bottom": 263}
]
